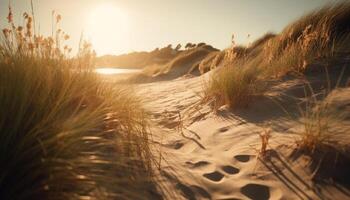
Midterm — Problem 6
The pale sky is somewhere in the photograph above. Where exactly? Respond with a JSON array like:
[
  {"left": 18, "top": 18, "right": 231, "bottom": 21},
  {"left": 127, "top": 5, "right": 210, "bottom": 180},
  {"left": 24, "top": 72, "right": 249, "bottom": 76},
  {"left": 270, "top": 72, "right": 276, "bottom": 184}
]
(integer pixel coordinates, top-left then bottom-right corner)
[{"left": 0, "top": 0, "right": 340, "bottom": 55}]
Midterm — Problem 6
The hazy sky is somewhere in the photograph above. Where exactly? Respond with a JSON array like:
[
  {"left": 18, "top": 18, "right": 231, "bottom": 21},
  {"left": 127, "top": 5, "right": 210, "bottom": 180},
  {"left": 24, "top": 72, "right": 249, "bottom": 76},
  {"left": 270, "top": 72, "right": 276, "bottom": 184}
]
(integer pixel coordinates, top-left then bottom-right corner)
[{"left": 0, "top": 0, "right": 340, "bottom": 55}]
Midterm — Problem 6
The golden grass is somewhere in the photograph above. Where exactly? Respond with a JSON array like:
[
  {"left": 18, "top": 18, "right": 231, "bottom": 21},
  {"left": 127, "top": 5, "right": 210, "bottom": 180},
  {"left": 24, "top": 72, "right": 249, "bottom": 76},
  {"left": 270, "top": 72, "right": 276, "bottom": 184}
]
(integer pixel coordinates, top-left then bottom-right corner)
[
  {"left": 198, "top": 51, "right": 225, "bottom": 74},
  {"left": 261, "top": 3, "right": 350, "bottom": 76},
  {"left": 293, "top": 85, "right": 350, "bottom": 183},
  {"left": 204, "top": 2, "right": 350, "bottom": 110},
  {"left": 297, "top": 87, "right": 348, "bottom": 154},
  {"left": 0, "top": 8, "right": 159, "bottom": 199},
  {"left": 203, "top": 64, "right": 266, "bottom": 110}
]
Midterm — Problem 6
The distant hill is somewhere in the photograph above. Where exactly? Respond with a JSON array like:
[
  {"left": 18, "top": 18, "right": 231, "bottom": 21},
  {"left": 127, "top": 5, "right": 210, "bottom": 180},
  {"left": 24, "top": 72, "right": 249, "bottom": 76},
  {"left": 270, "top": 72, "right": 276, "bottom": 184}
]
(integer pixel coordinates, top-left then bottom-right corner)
[
  {"left": 95, "top": 43, "right": 207, "bottom": 68},
  {"left": 126, "top": 44, "right": 220, "bottom": 82}
]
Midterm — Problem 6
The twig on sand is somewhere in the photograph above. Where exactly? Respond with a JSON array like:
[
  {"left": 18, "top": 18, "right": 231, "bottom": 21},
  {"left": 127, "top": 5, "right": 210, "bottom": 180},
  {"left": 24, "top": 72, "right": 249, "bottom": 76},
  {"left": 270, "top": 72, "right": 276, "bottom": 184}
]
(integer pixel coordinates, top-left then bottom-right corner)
[
  {"left": 177, "top": 111, "right": 206, "bottom": 150},
  {"left": 259, "top": 128, "right": 271, "bottom": 157}
]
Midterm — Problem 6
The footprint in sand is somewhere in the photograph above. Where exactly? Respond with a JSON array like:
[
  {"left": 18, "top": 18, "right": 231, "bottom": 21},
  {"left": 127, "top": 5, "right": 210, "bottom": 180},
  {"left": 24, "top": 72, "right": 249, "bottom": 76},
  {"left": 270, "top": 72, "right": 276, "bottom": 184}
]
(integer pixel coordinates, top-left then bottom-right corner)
[
  {"left": 185, "top": 161, "right": 210, "bottom": 169},
  {"left": 203, "top": 165, "right": 240, "bottom": 182},
  {"left": 152, "top": 113, "right": 162, "bottom": 118},
  {"left": 240, "top": 183, "right": 270, "bottom": 200},
  {"left": 190, "top": 185, "right": 211, "bottom": 199},
  {"left": 176, "top": 183, "right": 211, "bottom": 200},
  {"left": 203, "top": 171, "right": 224, "bottom": 182},
  {"left": 221, "top": 165, "right": 240, "bottom": 175},
  {"left": 234, "top": 154, "right": 253, "bottom": 163},
  {"left": 165, "top": 140, "right": 184, "bottom": 149},
  {"left": 176, "top": 183, "right": 196, "bottom": 200},
  {"left": 218, "top": 126, "right": 229, "bottom": 133}
]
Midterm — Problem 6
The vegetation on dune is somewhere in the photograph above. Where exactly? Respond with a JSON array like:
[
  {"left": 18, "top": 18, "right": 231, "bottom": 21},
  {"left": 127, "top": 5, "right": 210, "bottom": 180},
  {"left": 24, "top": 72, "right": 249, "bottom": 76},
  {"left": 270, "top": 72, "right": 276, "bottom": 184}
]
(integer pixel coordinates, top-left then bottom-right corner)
[
  {"left": 203, "top": 65, "right": 266, "bottom": 110},
  {"left": 204, "top": 2, "right": 350, "bottom": 110},
  {"left": 298, "top": 91, "right": 346, "bottom": 153},
  {"left": 202, "top": 3, "right": 350, "bottom": 176},
  {"left": 0, "top": 8, "right": 159, "bottom": 200},
  {"left": 293, "top": 85, "right": 350, "bottom": 183},
  {"left": 262, "top": 2, "right": 350, "bottom": 76},
  {"left": 198, "top": 50, "right": 225, "bottom": 74},
  {"left": 2, "top": 1, "right": 350, "bottom": 198},
  {"left": 248, "top": 32, "right": 276, "bottom": 52}
]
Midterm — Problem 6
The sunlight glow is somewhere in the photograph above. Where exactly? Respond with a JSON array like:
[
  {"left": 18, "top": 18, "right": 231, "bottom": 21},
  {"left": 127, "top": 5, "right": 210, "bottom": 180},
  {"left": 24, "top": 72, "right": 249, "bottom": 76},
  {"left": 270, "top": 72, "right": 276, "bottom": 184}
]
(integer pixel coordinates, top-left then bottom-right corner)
[
  {"left": 95, "top": 68, "right": 140, "bottom": 75},
  {"left": 86, "top": 4, "right": 129, "bottom": 55}
]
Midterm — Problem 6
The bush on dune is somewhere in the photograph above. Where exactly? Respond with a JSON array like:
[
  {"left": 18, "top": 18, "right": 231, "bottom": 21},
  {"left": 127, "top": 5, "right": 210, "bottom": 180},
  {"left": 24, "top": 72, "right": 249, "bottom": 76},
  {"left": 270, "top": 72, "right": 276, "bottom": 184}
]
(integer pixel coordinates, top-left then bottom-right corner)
[{"left": 0, "top": 9, "right": 158, "bottom": 200}]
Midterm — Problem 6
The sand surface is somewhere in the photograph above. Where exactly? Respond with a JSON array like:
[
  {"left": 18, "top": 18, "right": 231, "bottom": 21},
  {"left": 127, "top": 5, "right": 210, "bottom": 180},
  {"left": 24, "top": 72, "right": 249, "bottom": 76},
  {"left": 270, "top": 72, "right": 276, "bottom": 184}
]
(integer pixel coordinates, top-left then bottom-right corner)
[{"left": 136, "top": 73, "right": 350, "bottom": 200}]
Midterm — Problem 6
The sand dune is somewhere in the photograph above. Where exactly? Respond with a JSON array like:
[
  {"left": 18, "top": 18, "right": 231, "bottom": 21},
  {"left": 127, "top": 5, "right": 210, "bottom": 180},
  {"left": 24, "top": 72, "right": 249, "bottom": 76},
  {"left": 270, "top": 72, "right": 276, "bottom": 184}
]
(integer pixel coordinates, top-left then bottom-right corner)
[{"left": 136, "top": 71, "right": 350, "bottom": 200}]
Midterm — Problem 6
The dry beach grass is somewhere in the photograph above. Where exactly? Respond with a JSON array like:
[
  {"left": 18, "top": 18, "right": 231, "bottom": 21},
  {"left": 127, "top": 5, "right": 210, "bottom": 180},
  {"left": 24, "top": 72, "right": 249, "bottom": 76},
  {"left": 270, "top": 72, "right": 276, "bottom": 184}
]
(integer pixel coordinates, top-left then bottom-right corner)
[
  {"left": 0, "top": 8, "right": 159, "bottom": 200},
  {"left": 1, "top": 1, "right": 350, "bottom": 200}
]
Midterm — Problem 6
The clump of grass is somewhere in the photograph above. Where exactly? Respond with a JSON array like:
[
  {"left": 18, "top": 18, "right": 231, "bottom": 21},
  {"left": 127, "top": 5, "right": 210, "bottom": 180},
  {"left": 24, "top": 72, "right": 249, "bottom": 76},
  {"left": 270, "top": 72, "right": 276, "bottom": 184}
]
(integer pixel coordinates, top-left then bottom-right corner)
[
  {"left": 293, "top": 86, "right": 350, "bottom": 183},
  {"left": 299, "top": 99, "right": 333, "bottom": 151},
  {"left": 203, "top": 64, "right": 266, "bottom": 110},
  {"left": 0, "top": 7, "right": 158, "bottom": 200},
  {"left": 297, "top": 90, "right": 347, "bottom": 154},
  {"left": 198, "top": 51, "right": 224, "bottom": 74}
]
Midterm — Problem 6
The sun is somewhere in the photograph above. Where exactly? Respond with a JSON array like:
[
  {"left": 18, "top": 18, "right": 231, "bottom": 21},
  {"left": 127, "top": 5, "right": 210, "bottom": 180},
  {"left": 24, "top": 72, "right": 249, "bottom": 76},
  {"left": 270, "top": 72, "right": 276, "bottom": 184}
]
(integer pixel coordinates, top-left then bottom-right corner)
[{"left": 86, "top": 4, "right": 129, "bottom": 55}]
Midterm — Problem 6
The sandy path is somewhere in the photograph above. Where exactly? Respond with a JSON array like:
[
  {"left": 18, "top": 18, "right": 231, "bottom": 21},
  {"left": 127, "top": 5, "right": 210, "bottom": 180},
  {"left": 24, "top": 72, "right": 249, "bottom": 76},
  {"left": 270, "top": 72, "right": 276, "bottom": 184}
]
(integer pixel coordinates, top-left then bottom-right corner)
[{"left": 136, "top": 75, "right": 350, "bottom": 200}]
